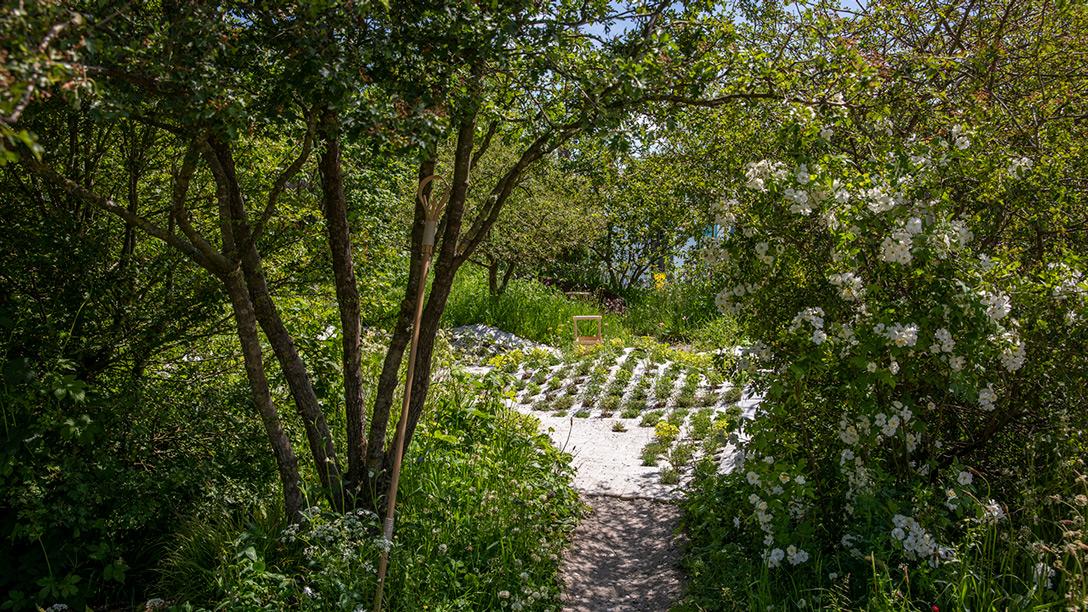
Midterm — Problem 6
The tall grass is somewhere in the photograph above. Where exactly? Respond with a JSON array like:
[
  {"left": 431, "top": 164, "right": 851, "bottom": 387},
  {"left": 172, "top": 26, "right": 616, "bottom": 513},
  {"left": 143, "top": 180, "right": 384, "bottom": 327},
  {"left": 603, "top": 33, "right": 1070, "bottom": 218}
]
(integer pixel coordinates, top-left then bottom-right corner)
[{"left": 443, "top": 266, "right": 630, "bottom": 345}]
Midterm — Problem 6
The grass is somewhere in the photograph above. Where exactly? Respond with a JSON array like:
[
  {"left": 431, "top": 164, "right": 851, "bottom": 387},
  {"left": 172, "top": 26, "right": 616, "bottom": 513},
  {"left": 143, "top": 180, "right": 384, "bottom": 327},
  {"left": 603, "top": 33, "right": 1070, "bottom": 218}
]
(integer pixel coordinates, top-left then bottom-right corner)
[
  {"left": 640, "top": 410, "right": 665, "bottom": 427},
  {"left": 443, "top": 267, "right": 630, "bottom": 346},
  {"left": 159, "top": 371, "right": 580, "bottom": 610}
]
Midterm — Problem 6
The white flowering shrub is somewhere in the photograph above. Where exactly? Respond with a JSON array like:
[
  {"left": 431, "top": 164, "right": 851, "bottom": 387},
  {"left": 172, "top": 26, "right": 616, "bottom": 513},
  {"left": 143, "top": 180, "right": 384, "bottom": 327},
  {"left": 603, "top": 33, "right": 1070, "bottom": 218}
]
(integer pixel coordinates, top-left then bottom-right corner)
[{"left": 691, "top": 108, "right": 1088, "bottom": 603}]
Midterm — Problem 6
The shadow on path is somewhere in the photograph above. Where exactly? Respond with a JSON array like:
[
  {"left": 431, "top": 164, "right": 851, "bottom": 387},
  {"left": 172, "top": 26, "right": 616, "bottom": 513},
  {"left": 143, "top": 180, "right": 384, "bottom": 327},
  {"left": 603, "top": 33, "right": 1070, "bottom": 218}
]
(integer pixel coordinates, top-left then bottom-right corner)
[{"left": 561, "top": 494, "right": 685, "bottom": 612}]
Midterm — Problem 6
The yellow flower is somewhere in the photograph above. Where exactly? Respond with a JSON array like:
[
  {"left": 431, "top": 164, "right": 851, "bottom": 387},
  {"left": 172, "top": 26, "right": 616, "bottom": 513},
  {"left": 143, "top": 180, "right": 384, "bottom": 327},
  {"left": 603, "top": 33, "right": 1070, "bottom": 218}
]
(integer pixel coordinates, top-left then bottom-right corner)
[{"left": 653, "top": 271, "right": 667, "bottom": 290}]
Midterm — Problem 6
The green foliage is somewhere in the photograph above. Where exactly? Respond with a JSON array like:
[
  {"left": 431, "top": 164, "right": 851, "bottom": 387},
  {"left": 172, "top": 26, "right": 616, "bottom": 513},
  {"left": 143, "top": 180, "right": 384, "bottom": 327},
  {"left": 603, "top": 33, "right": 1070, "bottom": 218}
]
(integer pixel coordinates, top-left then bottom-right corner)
[
  {"left": 159, "top": 372, "right": 580, "bottom": 610},
  {"left": 443, "top": 267, "right": 628, "bottom": 346},
  {"left": 0, "top": 359, "right": 275, "bottom": 609}
]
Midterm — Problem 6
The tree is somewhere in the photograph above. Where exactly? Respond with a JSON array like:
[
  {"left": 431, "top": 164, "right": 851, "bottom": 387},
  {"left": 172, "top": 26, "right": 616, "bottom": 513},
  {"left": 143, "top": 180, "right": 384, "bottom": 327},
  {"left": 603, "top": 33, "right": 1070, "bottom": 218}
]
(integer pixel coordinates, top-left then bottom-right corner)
[
  {"left": 466, "top": 143, "right": 601, "bottom": 296},
  {"left": 9, "top": 0, "right": 800, "bottom": 521}
]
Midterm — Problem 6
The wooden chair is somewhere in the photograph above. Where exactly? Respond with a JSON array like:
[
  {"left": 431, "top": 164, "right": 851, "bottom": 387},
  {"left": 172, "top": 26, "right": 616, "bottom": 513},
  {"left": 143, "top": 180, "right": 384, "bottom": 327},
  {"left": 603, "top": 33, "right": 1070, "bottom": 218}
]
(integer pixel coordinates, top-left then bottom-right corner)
[{"left": 572, "top": 315, "right": 603, "bottom": 346}]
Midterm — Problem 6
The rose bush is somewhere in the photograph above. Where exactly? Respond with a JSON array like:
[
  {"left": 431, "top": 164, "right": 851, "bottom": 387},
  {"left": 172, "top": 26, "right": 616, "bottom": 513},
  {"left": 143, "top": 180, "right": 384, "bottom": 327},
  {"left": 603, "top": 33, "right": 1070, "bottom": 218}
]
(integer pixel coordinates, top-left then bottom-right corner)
[{"left": 686, "top": 103, "right": 1087, "bottom": 608}]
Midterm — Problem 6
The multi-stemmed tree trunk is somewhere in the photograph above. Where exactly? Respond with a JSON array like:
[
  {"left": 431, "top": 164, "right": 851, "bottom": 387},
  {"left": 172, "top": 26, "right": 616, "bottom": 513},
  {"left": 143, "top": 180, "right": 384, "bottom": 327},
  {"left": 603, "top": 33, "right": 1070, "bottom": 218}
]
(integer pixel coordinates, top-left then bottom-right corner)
[{"left": 16, "top": 0, "right": 771, "bottom": 522}]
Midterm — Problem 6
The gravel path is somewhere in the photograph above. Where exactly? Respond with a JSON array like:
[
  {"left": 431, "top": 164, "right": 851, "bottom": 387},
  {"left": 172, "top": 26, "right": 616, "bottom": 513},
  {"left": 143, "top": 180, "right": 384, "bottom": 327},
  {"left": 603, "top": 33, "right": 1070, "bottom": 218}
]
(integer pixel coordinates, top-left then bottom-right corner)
[
  {"left": 559, "top": 495, "right": 685, "bottom": 612},
  {"left": 530, "top": 412, "right": 683, "bottom": 499},
  {"left": 515, "top": 407, "right": 688, "bottom": 611}
]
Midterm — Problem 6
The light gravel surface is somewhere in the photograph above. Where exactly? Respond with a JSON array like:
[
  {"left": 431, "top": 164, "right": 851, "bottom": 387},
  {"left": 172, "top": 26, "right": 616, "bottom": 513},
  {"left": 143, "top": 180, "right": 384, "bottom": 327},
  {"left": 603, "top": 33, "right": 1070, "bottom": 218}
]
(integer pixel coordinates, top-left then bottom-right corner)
[{"left": 527, "top": 410, "right": 683, "bottom": 500}]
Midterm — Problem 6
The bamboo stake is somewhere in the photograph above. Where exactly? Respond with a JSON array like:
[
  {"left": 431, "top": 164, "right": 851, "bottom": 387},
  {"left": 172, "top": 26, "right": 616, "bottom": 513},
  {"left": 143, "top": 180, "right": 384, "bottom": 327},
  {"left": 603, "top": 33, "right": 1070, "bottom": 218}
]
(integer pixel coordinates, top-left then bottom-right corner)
[{"left": 372, "top": 175, "right": 446, "bottom": 612}]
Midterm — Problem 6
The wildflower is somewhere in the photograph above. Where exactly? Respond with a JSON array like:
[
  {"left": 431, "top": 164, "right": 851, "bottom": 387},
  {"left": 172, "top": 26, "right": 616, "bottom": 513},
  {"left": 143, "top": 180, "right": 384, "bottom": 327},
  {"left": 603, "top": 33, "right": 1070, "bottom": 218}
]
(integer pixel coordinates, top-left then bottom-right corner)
[
  {"left": 787, "top": 545, "right": 810, "bottom": 565},
  {"left": 983, "top": 499, "right": 1005, "bottom": 522},
  {"left": 829, "top": 272, "right": 864, "bottom": 301},
  {"left": 948, "top": 355, "right": 965, "bottom": 372},
  {"left": 1000, "top": 340, "right": 1026, "bottom": 372},
  {"left": 930, "top": 328, "right": 954, "bottom": 354},
  {"left": 957, "top": 471, "right": 973, "bottom": 486},
  {"left": 767, "top": 547, "right": 786, "bottom": 568},
  {"left": 1008, "top": 156, "right": 1033, "bottom": 177},
  {"left": 980, "top": 291, "right": 1012, "bottom": 322},
  {"left": 820, "top": 126, "right": 834, "bottom": 140},
  {"left": 499, "top": 591, "right": 511, "bottom": 600},
  {"left": 978, "top": 384, "right": 997, "bottom": 411}
]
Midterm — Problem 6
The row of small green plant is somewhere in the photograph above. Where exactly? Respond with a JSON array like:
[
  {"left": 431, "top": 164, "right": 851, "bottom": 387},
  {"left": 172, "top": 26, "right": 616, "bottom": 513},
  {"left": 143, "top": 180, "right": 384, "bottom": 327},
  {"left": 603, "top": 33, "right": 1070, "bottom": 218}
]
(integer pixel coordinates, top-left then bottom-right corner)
[
  {"left": 640, "top": 405, "right": 743, "bottom": 485},
  {"left": 493, "top": 340, "right": 743, "bottom": 420}
]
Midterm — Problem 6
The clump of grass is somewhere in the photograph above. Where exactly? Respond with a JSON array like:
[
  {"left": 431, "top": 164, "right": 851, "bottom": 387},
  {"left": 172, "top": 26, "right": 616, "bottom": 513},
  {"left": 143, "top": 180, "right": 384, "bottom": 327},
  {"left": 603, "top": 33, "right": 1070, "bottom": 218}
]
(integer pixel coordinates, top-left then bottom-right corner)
[
  {"left": 611, "top": 421, "right": 627, "bottom": 432},
  {"left": 669, "top": 441, "right": 695, "bottom": 468},
  {"left": 641, "top": 440, "right": 667, "bottom": 466},
  {"left": 620, "top": 407, "right": 641, "bottom": 419},
  {"left": 722, "top": 384, "right": 743, "bottom": 403},
  {"left": 553, "top": 395, "right": 574, "bottom": 411},
  {"left": 659, "top": 467, "right": 680, "bottom": 485},
  {"left": 689, "top": 408, "right": 714, "bottom": 440},
  {"left": 552, "top": 409, "right": 568, "bottom": 417},
  {"left": 574, "top": 409, "right": 591, "bottom": 418},
  {"left": 640, "top": 409, "right": 664, "bottom": 427},
  {"left": 600, "top": 395, "right": 621, "bottom": 413},
  {"left": 667, "top": 407, "right": 689, "bottom": 427}
]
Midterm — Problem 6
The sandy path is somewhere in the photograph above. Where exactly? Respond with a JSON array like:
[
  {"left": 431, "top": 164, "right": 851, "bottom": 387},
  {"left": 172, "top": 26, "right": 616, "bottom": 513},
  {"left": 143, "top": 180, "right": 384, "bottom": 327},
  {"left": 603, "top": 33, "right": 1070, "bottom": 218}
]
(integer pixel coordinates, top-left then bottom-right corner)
[
  {"left": 559, "top": 495, "right": 685, "bottom": 612},
  {"left": 513, "top": 408, "right": 687, "bottom": 611}
]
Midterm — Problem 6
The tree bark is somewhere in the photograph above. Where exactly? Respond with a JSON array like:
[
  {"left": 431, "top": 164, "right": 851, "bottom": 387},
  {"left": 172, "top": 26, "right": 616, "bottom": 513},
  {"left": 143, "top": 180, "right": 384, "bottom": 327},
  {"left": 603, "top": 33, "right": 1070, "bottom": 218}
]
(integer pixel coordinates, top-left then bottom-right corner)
[
  {"left": 317, "top": 109, "right": 368, "bottom": 495},
  {"left": 224, "top": 269, "right": 304, "bottom": 523},
  {"left": 206, "top": 138, "right": 345, "bottom": 509},
  {"left": 364, "top": 157, "right": 433, "bottom": 483},
  {"left": 487, "top": 257, "right": 499, "bottom": 296}
]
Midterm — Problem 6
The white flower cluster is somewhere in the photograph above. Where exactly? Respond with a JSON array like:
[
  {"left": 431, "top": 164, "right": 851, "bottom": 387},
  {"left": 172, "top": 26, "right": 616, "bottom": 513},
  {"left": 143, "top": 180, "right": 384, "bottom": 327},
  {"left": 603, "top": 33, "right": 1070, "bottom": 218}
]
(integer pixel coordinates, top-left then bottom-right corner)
[
  {"left": 716, "top": 282, "right": 761, "bottom": 314},
  {"left": 880, "top": 216, "right": 924, "bottom": 265},
  {"left": 784, "top": 187, "right": 813, "bottom": 215},
  {"left": 875, "top": 322, "right": 919, "bottom": 347},
  {"left": 929, "top": 328, "right": 955, "bottom": 354},
  {"left": 745, "top": 159, "right": 788, "bottom": 191},
  {"left": 754, "top": 241, "right": 775, "bottom": 264},
  {"left": 765, "top": 544, "right": 810, "bottom": 568},
  {"left": 978, "top": 383, "right": 997, "bottom": 411},
  {"left": 874, "top": 402, "right": 912, "bottom": 439},
  {"left": 999, "top": 333, "right": 1026, "bottom": 372},
  {"left": 951, "top": 124, "right": 971, "bottom": 150},
  {"left": 865, "top": 186, "right": 902, "bottom": 214},
  {"left": 829, "top": 272, "right": 864, "bottom": 301},
  {"left": 1007, "top": 156, "right": 1032, "bottom": 177},
  {"left": 891, "top": 514, "right": 940, "bottom": 561},
  {"left": 980, "top": 291, "right": 1012, "bottom": 322},
  {"left": 790, "top": 306, "right": 827, "bottom": 345}
]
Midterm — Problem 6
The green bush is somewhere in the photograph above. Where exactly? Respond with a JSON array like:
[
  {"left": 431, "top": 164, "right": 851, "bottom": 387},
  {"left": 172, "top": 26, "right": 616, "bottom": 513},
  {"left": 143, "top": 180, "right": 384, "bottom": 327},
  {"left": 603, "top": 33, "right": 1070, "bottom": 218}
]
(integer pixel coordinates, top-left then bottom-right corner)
[{"left": 159, "top": 371, "right": 580, "bottom": 610}]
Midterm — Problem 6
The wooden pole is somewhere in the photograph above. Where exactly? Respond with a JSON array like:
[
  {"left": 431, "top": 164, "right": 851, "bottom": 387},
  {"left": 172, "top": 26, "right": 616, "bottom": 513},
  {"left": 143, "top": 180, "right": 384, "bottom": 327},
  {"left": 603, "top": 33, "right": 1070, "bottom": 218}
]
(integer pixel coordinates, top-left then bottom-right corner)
[{"left": 373, "top": 176, "right": 444, "bottom": 612}]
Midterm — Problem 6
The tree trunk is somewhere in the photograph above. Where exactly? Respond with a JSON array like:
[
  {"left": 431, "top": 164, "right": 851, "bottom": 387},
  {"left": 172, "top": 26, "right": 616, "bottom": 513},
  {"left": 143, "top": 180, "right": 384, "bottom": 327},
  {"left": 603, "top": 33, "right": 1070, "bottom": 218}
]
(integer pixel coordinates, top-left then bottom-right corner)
[
  {"left": 498, "top": 261, "right": 515, "bottom": 295},
  {"left": 224, "top": 269, "right": 304, "bottom": 523},
  {"left": 487, "top": 257, "right": 499, "bottom": 296},
  {"left": 364, "top": 158, "right": 433, "bottom": 487},
  {"left": 206, "top": 139, "right": 345, "bottom": 509},
  {"left": 317, "top": 109, "right": 368, "bottom": 495}
]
